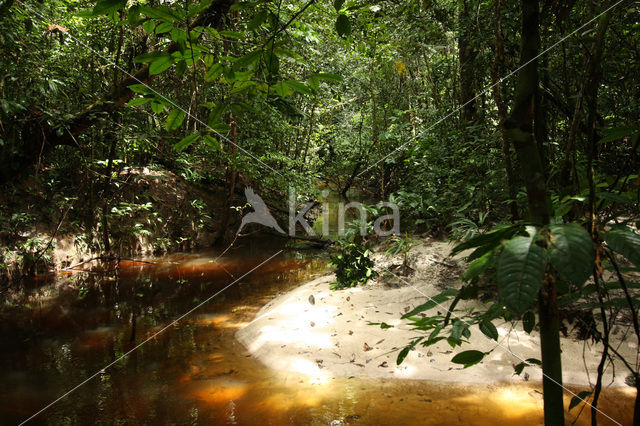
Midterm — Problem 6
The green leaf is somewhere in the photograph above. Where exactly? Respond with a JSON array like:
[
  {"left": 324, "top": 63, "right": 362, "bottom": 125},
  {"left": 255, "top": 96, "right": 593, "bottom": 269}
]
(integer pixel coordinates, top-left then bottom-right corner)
[
  {"left": 522, "top": 311, "right": 535, "bottom": 333},
  {"left": 155, "top": 22, "right": 173, "bottom": 34},
  {"left": 479, "top": 320, "right": 498, "bottom": 341},
  {"left": 596, "top": 191, "right": 634, "bottom": 205},
  {"left": 335, "top": 14, "right": 351, "bottom": 37},
  {"left": 140, "top": 5, "right": 183, "bottom": 22},
  {"left": 150, "top": 101, "right": 164, "bottom": 114},
  {"left": 598, "top": 126, "right": 638, "bottom": 144},
  {"left": 128, "top": 84, "right": 153, "bottom": 95},
  {"left": 401, "top": 289, "right": 458, "bottom": 318},
  {"left": 548, "top": 223, "right": 594, "bottom": 287},
  {"left": 126, "top": 97, "right": 152, "bottom": 107},
  {"left": 603, "top": 228, "right": 640, "bottom": 269},
  {"left": 165, "top": 109, "right": 185, "bottom": 131},
  {"left": 451, "top": 225, "right": 521, "bottom": 259},
  {"left": 312, "top": 72, "right": 344, "bottom": 82},
  {"left": 232, "top": 50, "right": 261, "bottom": 70},
  {"left": 248, "top": 9, "right": 268, "bottom": 30},
  {"left": 451, "top": 350, "right": 485, "bottom": 368},
  {"left": 285, "top": 80, "right": 312, "bottom": 95},
  {"left": 202, "top": 134, "right": 219, "bottom": 150},
  {"left": 173, "top": 133, "right": 200, "bottom": 152},
  {"left": 93, "top": 0, "right": 127, "bottom": 15},
  {"left": 134, "top": 51, "right": 169, "bottom": 64},
  {"left": 497, "top": 234, "right": 547, "bottom": 316},
  {"left": 204, "top": 63, "right": 223, "bottom": 82},
  {"left": 569, "top": 391, "right": 592, "bottom": 410},
  {"left": 149, "top": 54, "right": 174, "bottom": 75},
  {"left": 397, "top": 346, "right": 411, "bottom": 365},
  {"left": 462, "top": 250, "right": 496, "bottom": 281}
]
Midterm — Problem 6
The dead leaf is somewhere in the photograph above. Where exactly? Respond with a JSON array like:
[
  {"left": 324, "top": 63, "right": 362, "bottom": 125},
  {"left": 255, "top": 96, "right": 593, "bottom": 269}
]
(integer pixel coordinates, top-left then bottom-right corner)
[
  {"left": 310, "top": 321, "right": 315, "bottom": 327},
  {"left": 363, "top": 343, "right": 373, "bottom": 351},
  {"left": 375, "top": 339, "right": 385, "bottom": 345},
  {"left": 378, "top": 361, "right": 388, "bottom": 368}
]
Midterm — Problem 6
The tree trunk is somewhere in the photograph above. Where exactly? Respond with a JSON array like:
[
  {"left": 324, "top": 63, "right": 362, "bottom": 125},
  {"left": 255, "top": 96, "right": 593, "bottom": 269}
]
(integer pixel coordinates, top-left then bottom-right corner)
[
  {"left": 491, "top": 0, "right": 518, "bottom": 220},
  {"left": 458, "top": 0, "right": 476, "bottom": 123},
  {"left": 505, "top": 1, "right": 564, "bottom": 424}
]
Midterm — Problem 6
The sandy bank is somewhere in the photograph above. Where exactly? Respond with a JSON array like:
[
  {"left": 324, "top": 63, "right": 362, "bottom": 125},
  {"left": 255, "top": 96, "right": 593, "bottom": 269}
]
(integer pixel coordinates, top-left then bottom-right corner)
[{"left": 236, "top": 240, "right": 636, "bottom": 387}]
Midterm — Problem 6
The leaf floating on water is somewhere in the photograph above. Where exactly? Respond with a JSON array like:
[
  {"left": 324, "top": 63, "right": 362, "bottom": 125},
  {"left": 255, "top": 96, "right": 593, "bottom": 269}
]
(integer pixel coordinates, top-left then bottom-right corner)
[
  {"left": 376, "top": 339, "right": 385, "bottom": 345},
  {"left": 378, "top": 361, "right": 388, "bottom": 368},
  {"left": 310, "top": 321, "right": 315, "bottom": 327},
  {"left": 363, "top": 342, "right": 373, "bottom": 351},
  {"left": 346, "top": 296, "right": 350, "bottom": 301},
  {"left": 348, "top": 330, "right": 354, "bottom": 335}
]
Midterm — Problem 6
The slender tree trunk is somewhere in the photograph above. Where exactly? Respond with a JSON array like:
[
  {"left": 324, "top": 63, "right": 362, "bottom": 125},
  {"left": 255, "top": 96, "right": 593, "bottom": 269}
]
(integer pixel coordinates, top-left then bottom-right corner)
[
  {"left": 458, "top": 0, "right": 476, "bottom": 123},
  {"left": 369, "top": 42, "right": 383, "bottom": 199},
  {"left": 505, "top": 1, "right": 563, "bottom": 424},
  {"left": 101, "top": 135, "right": 118, "bottom": 254},
  {"left": 491, "top": 0, "right": 518, "bottom": 220}
]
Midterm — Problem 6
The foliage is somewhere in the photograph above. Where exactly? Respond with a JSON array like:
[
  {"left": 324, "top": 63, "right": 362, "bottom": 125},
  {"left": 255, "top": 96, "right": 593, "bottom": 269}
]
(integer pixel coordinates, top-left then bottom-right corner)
[{"left": 329, "top": 235, "right": 377, "bottom": 290}]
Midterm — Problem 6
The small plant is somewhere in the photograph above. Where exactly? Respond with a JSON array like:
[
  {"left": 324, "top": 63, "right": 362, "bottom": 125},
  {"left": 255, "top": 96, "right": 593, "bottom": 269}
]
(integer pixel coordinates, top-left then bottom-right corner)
[
  {"left": 329, "top": 235, "right": 378, "bottom": 290},
  {"left": 385, "top": 232, "right": 416, "bottom": 275}
]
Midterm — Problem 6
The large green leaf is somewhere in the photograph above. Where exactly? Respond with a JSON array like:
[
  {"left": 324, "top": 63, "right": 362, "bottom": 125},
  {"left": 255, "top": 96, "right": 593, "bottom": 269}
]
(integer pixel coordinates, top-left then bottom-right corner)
[
  {"left": 335, "top": 14, "right": 351, "bottom": 37},
  {"left": 548, "top": 223, "right": 594, "bottom": 287},
  {"left": 285, "top": 80, "right": 312, "bottom": 95},
  {"left": 603, "top": 228, "right": 640, "bottom": 269},
  {"left": 450, "top": 225, "right": 521, "bottom": 260},
  {"left": 93, "top": 0, "right": 127, "bottom": 15},
  {"left": 401, "top": 289, "right": 458, "bottom": 318},
  {"left": 451, "top": 350, "right": 485, "bottom": 368},
  {"left": 497, "top": 234, "right": 547, "bottom": 316},
  {"left": 173, "top": 133, "right": 199, "bottom": 152},
  {"left": 165, "top": 109, "right": 185, "bottom": 131},
  {"left": 149, "top": 54, "right": 174, "bottom": 75}
]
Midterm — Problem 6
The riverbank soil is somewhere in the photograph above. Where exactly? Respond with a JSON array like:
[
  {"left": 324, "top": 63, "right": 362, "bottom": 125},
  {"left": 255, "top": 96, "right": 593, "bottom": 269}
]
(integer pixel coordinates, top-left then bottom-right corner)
[{"left": 238, "top": 239, "right": 637, "bottom": 387}]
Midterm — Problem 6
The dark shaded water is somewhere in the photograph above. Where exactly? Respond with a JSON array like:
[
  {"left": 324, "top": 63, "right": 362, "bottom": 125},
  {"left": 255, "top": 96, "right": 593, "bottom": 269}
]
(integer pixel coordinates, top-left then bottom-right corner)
[{"left": 0, "top": 240, "right": 634, "bottom": 425}]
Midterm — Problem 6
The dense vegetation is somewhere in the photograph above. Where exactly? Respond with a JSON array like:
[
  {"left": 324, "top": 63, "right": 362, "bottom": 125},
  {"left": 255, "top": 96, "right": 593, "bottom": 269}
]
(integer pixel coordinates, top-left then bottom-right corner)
[{"left": 1, "top": 0, "right": 639, "bottom": 424}]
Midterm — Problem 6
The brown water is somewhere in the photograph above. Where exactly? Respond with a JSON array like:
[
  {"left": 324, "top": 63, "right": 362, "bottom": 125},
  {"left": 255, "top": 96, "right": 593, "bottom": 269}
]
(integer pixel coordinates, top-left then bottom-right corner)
[{"left": 0, "top": 240, "right": 634, "bottom": 425}]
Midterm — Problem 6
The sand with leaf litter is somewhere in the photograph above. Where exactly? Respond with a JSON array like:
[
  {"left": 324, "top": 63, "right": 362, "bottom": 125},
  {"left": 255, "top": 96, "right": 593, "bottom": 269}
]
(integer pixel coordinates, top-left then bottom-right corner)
[{"left": 236, "top": 239, "right": 636, "bottom": 387}]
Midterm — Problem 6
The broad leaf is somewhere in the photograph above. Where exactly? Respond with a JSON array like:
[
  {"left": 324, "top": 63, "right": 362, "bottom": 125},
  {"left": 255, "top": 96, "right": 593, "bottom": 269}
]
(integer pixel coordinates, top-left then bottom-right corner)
[
  {"left": 149, "top": 55, "right": 174, "bottom": 75},
  {"left": 451, "top": 350, "right": 484, "bottom": 368},
  {"left": 126, "top": 97, "right": 151, "bottom": 107},
  {"left": 479, "top": 320, "right": 498, "bottom": 341},
  {"left": 569, "top": 391, "right": 592, "bottom": 410},
  {"left": 335, "top": 14, "right": 351, "bottom": 37},
  {"left": 522, "top": 311, "right": 535, "bottom": 333},
  {"left": 401, "top": 289, "right": 458, "bottom": 318},
  {"left": 165, "top": 109, "right": 185, "bottom": 131},
  {"left": 285, "top": 80, "right": 312, "bottom": 95},
  {"left": 93, "top": 0, "right": 127, "bottom": 15},
  {"left": 497, "top": 234, "right": 547, "bottom": 316},
  {"left": 548, "top": 223, "right": 594, "bottom": 287},
  {"left": 603, "top": 228, "right": 640, "bottom": 269},
  {"left": 173, "top": 133, "right": 199, "bottom": 152}
]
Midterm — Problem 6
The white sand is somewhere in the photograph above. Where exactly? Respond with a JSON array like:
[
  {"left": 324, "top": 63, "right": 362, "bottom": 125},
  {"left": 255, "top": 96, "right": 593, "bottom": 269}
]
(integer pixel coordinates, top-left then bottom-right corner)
[{"left": 236, "top": 240, "right": 637, "bottom": 387}]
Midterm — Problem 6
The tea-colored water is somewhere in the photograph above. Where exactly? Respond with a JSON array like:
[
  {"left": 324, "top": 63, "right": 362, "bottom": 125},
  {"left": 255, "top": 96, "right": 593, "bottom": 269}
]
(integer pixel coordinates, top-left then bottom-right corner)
[{"left": 0, "top": 240, "right": 634, "bottom": 425}]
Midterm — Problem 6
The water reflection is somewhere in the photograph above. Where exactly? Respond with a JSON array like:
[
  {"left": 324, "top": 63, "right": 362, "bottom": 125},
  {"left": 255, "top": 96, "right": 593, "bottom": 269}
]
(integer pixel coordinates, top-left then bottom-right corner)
[{"left": 0, "top": 239, "right": 633, "bottom": 425}]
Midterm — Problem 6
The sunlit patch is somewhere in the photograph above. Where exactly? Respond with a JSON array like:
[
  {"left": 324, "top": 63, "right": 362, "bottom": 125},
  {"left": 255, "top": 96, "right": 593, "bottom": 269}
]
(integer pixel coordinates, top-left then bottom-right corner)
[
  {"left": 453, "top": 386, "right": 542, "bottom": 420},
  {"left": 190, "top": 379, "right": 249, "bottom": 404},
  {"left": 249, "top": 325, "right": 333, "bottom": 351},
  {"left": 289, "top": 358, "right": 332, "bottom": 386},
  {"left": 194, "top": 314, "right": 242, "bottom": 329},
  {"left": 394, "top": 364, "right": 415, "bottom": 377}
]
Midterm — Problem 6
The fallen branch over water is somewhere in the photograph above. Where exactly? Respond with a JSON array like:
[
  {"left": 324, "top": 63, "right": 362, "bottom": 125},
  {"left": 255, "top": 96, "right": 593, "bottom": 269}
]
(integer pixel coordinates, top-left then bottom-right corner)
[{"left": 61, "top": 256, "right": 155, "bottom": 271}]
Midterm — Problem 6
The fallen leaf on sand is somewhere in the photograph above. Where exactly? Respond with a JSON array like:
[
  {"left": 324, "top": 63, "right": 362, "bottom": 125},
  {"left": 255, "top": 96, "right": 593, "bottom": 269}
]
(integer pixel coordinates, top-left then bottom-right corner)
[
  {"left": 376, "top": 339, "right": 385, "bottom": 345},
  {"left": 363, "top": 343, "right": 373, "bottom": 351},
  {"left": 378, "top": 361, "right": 388, "bottom": 368}
]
